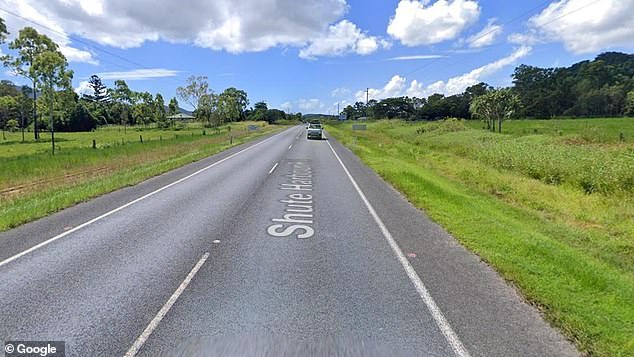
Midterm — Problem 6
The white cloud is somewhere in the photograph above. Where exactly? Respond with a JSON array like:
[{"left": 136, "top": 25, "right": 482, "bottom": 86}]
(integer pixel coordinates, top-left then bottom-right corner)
[
  {"left": 331, "top": 87, "right": 350, "bottom": 97},
  {"left": 388, "top": 54, "right": 445, "bottom": 61},
  {"left": 3, "top": 0, "right": 350, "bottom": 57},
  {"left": 387, "top": 0, "right": 480, "bottom": 46},
  {"left": 426, "top": 46, "right": 531, "bottom": 95},
  {"left": 280, "top": 98, "right": 348, "bottom": 113},
  {"left": 297, "top": 98, "right": 326, "bottom": 112},
  {"left": 507, "top": 32, "right": 540, "bottom": 46},
  {"left": 528, "top": 0, "right": 634, "bottom": 54},
  {"left": 74, "top": 80, "right": 92, "bottom": 96},
  {"left": 280, "top": 101, "right": 293, "bottom": 112},
  {"left": 465, "top": 18, "right": 503, "bottom": 48},
  {"left": 96, "top": 68, "right": 180, "bottom": 81},
  {"left": 299, "top": 20, "right": 388, "bottom": 59},
  {"left": 358, "top": 46, "right": 531, "bottom": 100},
  {"left": 59, "top": 45, "right": 98, "bottom": 65},
  {"left": 3, "top": 0, "right": 98, "bottom": 64},
  {"left": 355, "top": 75, "right": 407, "bottom": 102}
]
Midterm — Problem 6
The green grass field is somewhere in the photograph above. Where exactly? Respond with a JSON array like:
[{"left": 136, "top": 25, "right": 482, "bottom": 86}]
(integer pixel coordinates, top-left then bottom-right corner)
[
  {"left": 326, "top": 117, "right": 634, "bottom": 356},
  {"left": 0, "top": 121, "right": 283, "bottom": 231}
]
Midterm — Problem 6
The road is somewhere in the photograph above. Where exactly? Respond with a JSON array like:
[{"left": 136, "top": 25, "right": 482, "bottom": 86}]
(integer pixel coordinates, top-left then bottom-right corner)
[{"left": 0, "top": 126, "right": 577, "bottom": 356}]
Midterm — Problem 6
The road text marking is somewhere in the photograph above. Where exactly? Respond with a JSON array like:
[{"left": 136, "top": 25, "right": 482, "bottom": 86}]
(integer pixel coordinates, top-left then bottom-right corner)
[
  {"left": 0, "top": 129, "right": 290, "bottom": 269},
  {"left": 326, "top": 140, "right": 470, "bottom": 357},
  {"left": 267, "top": 161, "right": 315, "bottom": 239},
  {"left": 124, "top": 252, "right": 209, "bottom": 357}
]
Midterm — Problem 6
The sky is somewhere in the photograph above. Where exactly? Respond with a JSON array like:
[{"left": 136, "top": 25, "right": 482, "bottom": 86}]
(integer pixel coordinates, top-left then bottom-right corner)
[{"left": 1, "top": 0, "right": 633, "bottom": 114}]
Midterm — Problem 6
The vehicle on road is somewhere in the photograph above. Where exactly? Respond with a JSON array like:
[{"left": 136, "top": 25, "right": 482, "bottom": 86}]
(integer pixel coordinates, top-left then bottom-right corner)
[{"left": 307, "top": 123, "right": 323, "bottom": 140}]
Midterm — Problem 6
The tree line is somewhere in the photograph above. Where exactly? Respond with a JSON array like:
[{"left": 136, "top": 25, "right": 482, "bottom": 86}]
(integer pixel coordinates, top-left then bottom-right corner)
[
  {"left": 0, "top": 17, "right": 299, "bottom": 141},
  {"left": 342, "top": 51, "right": 634, "bottom": 125}
]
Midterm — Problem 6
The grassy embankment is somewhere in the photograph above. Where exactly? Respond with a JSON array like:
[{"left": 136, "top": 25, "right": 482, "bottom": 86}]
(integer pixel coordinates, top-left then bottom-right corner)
[
  {"left": 326, "top": 117, "right": 634, "bottom": 356},
  {"left": 0, "top": 121, "right": 284, "bottom": 231}
]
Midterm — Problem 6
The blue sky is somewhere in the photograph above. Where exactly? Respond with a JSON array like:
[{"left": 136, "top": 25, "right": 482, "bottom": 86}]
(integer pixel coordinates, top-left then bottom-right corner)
[{"left": 1, "top": 0, "right": 633, "bottom": 113}]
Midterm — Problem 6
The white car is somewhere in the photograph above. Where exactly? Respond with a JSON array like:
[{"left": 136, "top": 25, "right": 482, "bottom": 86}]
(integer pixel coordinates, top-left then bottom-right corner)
[{"left": 307, "top": 123, "right": 323, "bottom": 140}]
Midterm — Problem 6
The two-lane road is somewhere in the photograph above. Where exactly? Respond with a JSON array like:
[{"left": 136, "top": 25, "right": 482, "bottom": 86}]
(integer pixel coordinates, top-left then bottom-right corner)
[{"left": 0, "top": 126, "right": 577, "bottom": 356}]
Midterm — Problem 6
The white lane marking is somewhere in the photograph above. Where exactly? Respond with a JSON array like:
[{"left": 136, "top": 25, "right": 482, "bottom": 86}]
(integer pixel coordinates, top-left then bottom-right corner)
[
  {"left": 268, "top": 162, "right": 279, "bottom": 174},
  {"left": 326, "top": 140, "right": 470, "bottom": 357},
  {"left": 0, "top": 129, "right": 291, "bottom": 269},
  {"left": 123, "top": 252, "right": 209, "bottom": 357},
  {"left": 288, "top": 144, "right": 293, "bottom": 150}
]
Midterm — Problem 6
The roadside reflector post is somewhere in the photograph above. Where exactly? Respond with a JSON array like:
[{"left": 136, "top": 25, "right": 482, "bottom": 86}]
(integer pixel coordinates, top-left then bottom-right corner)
[{"left": 140, "top": 135, "right": 143, "bottom": 143}]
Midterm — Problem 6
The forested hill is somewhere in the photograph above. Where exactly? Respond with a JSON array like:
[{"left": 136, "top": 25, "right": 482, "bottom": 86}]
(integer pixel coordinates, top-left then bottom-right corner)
[{"left": 512, "top": 52, "right": 634, "bottom": 118}]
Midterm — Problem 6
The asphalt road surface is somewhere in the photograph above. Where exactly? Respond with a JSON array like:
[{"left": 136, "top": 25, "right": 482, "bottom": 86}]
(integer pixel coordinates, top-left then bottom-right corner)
[{"left": 0, "top": 126, "right": 578, "bottom": 356}]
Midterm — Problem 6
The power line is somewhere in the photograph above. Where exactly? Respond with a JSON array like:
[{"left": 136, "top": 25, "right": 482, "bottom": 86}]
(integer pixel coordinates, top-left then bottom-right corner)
[
  {"left": 402, "top": 0, "right": 554, "bottom": 78},
  {"left": 0, "top": 6, "right": 183, "bottom": 86}
]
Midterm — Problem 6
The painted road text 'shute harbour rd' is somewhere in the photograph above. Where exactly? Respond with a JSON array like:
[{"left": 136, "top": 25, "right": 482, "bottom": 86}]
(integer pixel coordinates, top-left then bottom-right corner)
[{"left": 268, "top": 160, "right": 315, "bottom": 239}]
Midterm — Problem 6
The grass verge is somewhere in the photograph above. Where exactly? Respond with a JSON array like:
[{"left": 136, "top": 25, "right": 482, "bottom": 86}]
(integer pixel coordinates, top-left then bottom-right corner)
[
  {"left": 326, "top": 120, "right": 634, "bottom": 356},
  {"left": 0, "top": 122, "right": 285, "bottom": 231}
]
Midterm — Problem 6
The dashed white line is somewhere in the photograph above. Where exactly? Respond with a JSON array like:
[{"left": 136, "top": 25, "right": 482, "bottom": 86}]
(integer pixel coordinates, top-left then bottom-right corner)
[
  {"left": 268, "top": 162, "right": 279, "bottom": 174},
  {"left": 326, "top": 140, "right": 471, "bottom": 357},
  {"left": 288, "top": 144, "right": 293, "bottom": 150},
  {"left": 0, "top": 129, "right": 291, "bottom": 269},
  {"left": 123, "top": 252, "right": 209, "bottom": 357}
]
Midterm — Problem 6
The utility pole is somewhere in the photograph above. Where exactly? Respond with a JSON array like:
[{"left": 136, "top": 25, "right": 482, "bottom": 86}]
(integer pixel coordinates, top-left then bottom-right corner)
[
  {"left": 337, "top": 102, "right": 340, "bottom": 116},
  {"left": 366, "top": 88, "right": 369, "bottom": 106}
]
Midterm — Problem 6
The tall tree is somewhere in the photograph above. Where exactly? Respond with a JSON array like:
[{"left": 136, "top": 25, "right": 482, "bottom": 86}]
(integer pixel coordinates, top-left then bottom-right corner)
[
  {"left": 82, "top": 74, "right": 111, "bottom": 125},
  {"left": 83, "top": 74, "right": 110, "bottom": 103},
  {"left": 176, "top": 75, "right": 209, "bottom": 114},
  {"left": 0, "top": 17, "right": 8, "bottom": 44},
  {"left": 196, "top": 93, "right": 219, "bottom": 127},
  {"left": 168, "top": 97, "right": 179, "bottom": 115},
  {"left": 154, "top": 93, "right": 167, "bottom": 128},
  {"left": 3, "top": 27, "right": 58, "bottom": 140},
  {"left": 470, "top": 88, "right": 521, "bottom": 133},
  {"left": 32, "top": 49, "right": 72, "bottom": 154},
  {"left": 0, "top": 96, "right": 17, "bottom": 140},
  {"left": 217, "top": 87, "right": 248, "bottom": 122}
]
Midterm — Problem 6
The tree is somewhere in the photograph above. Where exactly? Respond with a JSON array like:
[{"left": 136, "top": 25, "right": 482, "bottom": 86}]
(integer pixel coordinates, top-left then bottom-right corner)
[
  {"left": 3, "top": 27, "right": 58, "bottom": 140},
  {"left": 0, "top": 17, "right": 8, "bottom": 44},
  {"left": 83, "top": 74, "right": 110, "bottom": 103},
  {"left": 195, "top": 93, "right": 218, "bottom": 127},
  {"left": 6, "top": 119, "right": 18, "bottom": 132},
  {"left": 217, "top": 87, "right": 248, "bottom": 122},
  {"left": 626, "top": 91, "right": 634, "bottom": 116},
  {"left": 0, "top": 96, "right": 17, "bottom": 140},
  {"left": 155, "top": 93, "right": 167, "bottom": 128},
  {"left": 16, "top": 88, "right": 33, "bottom": 142},
  {"left": 167, "top": 97, "right": 179, "bottom": 127},
  {"left": 57, "top": 102, "right": 97, "bottom": 132},
  {"left": 32, "top": 49, "right": 73, "bottom": 154},
  {"left": 470, "top": 88, "right": 521, "bottom": 133},
  {"left": 176, "top": 75, "right": 209, "bottom": 114},
  {"left": 168, "top": 97, "right": 179, "bottom": 115},
  {"left": 131, "top": 92, "right": 154, "bottom": 127},
  {"left": 247, "top": 101, "right": 268, "bottom": 121}
]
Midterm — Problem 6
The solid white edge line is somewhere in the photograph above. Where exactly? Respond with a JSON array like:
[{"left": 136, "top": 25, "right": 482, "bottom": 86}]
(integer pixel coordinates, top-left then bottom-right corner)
[
  {"left": 268, "top": 162, "right": 279, "bottom": 174},
  {"left": 123, "top": 252, "right": 209, "bottom": 357},
  {"left": 0, "top": 129, "right": 291, "bottom": 269},
  {"left": 326, "top": 140, "right": 471, "bottom": 357}
]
